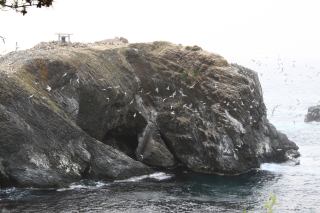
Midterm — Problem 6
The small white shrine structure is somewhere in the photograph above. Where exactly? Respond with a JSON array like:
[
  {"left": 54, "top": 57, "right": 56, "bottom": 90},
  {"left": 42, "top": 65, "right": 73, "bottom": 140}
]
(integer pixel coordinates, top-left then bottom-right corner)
[{"left": 55, "top": 33, "right": 73, "bottom": 49}]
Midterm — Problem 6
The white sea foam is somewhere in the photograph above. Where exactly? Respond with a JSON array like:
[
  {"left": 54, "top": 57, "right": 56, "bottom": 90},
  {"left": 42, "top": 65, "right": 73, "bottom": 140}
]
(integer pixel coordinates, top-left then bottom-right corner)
[
  {"left": 115, "top": 172, "right": 172, "bottom": 182},
  {"left": 57, "top": 181, "right": 110, "bottom": 191},
  {"left": 149, "top": 172, "right": 172, "bottom": 180}
]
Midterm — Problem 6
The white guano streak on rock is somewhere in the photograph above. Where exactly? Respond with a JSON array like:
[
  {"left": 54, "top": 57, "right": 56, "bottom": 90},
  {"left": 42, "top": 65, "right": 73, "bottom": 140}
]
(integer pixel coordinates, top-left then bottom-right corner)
[
  {"left": 57, "top": 155, "right": 80, "bottom": 175},
  {"left": 134, "top": 94, "right": 153, "bottom": 121},
  {"left": 256, "top": 137, "right": 272, "bottom": 156},
  {"left": 30, "top": 153, "right": 50, "bottom": 168},
  {"left": 225, "top": 110, "right": 246, "bottom": 134}
]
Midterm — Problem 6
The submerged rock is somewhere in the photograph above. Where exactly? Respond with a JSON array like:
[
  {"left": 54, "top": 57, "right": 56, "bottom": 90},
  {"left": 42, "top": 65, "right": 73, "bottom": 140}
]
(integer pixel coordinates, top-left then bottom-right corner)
[
  {"left": 305, "top": 105, "right": 320, "bottom": 122},
  {"left": 0, "top": 41, "right": 299, "bottom": 188}
]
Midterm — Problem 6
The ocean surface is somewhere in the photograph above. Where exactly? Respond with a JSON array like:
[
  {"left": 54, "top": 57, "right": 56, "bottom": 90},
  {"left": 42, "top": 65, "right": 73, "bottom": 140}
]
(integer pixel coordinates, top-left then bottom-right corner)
[{"left": 0, "top": 55, "right": 319, "bottom": 212}]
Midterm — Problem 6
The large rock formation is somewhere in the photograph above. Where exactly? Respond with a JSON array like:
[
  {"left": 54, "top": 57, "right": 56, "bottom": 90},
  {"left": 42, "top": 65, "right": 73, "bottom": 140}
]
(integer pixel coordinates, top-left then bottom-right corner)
[
  {"left": 0, "top": 41, "right": 299, "bottom": 188},
  {"left": 305, "top": 105, "right": 320, "bottom": 122}
]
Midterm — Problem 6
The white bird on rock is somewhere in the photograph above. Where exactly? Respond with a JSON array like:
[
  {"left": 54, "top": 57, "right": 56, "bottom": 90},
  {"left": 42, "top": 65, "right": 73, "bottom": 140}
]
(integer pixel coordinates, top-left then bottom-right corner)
[
  {"left": 133, "top": 113, "right": 136, "bottom": 118},
  {"left": 179, "top": 91, "right": 187, "bottom": 97},
  {"left": 28, "top": 94, "right": 34, "bottom": 98},
  {"left": 11, "top": 67, "right": 17, "bottom": 73},
  {"left": 169, "top": 91, "right": 176, "bottom": 98},
  {"left": 62, "top": 73, "right": 67, "bottom": 77},
  {"left": 46, "top": 85, "right": 51, "bottom": 92},
  {"left": 146, "top": 91, "right": 151, "bottom": 95},
  {"left": 166, "top": 86, "right": 170, "bottom": 90},
  {"left": 189, "top": 84, "right": 195, "bottom": 89},
  {"left": 130, "top": 100, "right": 134, "bottom": 105},
  {"left": 155, "top": 88, "right": 159, "bottom": 93}
]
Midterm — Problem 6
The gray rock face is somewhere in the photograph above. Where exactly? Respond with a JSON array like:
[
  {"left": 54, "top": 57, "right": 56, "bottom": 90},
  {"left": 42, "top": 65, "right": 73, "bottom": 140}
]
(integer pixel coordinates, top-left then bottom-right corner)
[
  {"left": 305, "top": 105, "right": 320, "bottom": 122},
  {"left": 0, "top": 41, "right": 299, "bottom": 188},
  {"left": 136, "top": 123, "right": 175, "bottom": 167}
]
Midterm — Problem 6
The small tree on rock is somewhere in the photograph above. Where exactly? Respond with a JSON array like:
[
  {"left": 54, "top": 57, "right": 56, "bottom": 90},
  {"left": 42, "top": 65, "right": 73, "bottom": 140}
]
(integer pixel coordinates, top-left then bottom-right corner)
[{"left": 0, "top": 0, "right": 54, "bottom": 15}]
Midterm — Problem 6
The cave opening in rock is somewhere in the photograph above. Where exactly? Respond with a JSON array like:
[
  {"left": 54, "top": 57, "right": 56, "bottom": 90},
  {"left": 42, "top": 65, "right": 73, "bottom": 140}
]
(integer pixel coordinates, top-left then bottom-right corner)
[
  {"left": 101, "top": 127, "right": 140, "bottom": 160},
  {"left": 101, "top": 111, "right": 148, "bottom": 160}
]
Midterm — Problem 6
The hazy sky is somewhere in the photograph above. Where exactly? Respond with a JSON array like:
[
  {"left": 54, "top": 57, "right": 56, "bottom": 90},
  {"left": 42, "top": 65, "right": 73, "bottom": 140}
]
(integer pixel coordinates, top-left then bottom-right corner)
[{"left": 1, "top": 0, "right": 320, "bottom": 64}]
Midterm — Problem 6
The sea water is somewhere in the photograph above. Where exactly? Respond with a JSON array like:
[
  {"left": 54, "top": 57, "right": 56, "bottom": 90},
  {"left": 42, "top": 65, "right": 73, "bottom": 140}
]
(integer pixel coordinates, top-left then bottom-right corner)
[{"left": 0, "top": 56, "right": 319, "bottom": 212}]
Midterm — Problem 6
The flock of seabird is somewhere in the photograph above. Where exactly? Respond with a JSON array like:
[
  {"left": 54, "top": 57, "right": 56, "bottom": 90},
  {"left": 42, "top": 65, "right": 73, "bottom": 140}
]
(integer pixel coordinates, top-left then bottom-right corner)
[
  {"left": 1, "top": 41, "right": 318, "bottom": 129},
  {"left": 250, "top": 54, "right": 319, "bottom": 125}
]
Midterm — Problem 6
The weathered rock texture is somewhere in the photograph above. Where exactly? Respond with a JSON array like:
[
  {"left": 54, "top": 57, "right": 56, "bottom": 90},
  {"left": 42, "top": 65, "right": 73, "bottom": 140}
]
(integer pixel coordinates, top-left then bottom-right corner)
[
  {"left": 95, "top": 37, "right": 128, "bottom": 45},
  {"left": 0, "top": 41, "right": 298, "bottom": 188},
  {"left": 305, "top": 105, "right": 320, "bottom": 122}
]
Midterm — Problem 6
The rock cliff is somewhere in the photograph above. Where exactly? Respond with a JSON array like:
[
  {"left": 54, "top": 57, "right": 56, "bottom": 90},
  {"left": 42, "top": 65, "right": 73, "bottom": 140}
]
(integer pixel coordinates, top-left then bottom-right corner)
[{"left": 0, "top": 41, "right": 299, "bottom": 188}]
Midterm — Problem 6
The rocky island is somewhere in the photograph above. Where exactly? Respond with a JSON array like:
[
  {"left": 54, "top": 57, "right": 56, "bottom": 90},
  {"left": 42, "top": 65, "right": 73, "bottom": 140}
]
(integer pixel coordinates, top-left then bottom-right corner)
[
  {"left": 0, "top": 40, "right": 299, "bottom": 188},
  {"left": 305, "top": 105, "right": 320, "bottom": 122}
]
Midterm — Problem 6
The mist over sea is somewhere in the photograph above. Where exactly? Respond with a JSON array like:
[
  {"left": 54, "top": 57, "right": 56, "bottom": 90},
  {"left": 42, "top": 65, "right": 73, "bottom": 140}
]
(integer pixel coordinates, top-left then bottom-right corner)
[{"left": 0, "top": 55, "right": 319, "bottom": 213}]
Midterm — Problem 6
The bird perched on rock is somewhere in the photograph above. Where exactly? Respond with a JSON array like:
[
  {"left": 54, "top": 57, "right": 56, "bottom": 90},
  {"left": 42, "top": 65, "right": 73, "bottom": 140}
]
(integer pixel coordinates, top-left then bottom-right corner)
[{"left": 189, "top": 84, "right": 195, "bottom": 89}]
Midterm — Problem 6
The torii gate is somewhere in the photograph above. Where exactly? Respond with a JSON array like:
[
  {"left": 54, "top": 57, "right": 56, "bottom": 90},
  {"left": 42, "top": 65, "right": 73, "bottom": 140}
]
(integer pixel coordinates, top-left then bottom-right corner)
[{"left": 55, "top": 33, "right": 73, "bottom": 49}]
